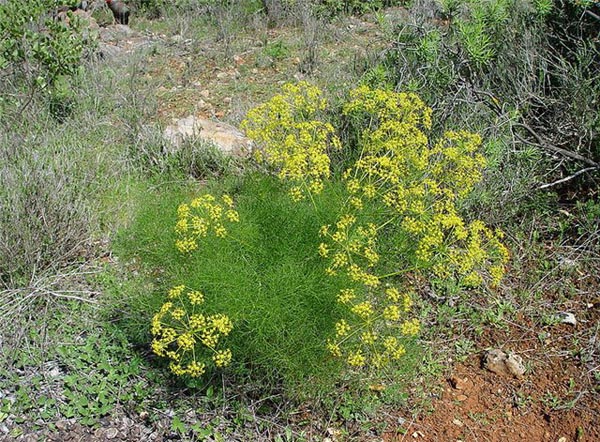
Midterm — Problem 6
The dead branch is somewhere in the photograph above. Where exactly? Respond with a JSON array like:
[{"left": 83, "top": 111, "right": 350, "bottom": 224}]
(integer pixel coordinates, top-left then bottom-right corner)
[
  {"left": 513, "top": 122, "right": 599, "bottom": 167},
  {"left": 539, "top": 166, "right": 600, "bottom": 189}
]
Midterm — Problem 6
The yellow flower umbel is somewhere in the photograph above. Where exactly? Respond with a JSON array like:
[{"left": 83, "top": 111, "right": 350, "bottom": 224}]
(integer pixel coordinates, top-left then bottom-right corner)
[
  {"left": 242, "top": 81, "right": 341, "bottom": 201},
  {"left": 175, "top": 193, "right": 239, "bottom": 253},
  {"left": 340, "top": 85, "right": 508, "bottom": 287},
  {"left": 241, "top": 82, "right": 509, "bottom": 372},
  {"left": 326, "top": 284, "right": 418, "bottom": 370},
  {"left": 151, "top": 285, "right": 233, "bottom": 378}
]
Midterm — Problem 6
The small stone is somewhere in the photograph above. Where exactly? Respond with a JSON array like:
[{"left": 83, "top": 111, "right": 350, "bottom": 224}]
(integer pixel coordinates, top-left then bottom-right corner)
[
  {"left": 456, "top": 394, "right": 468, "bottom": 401},
  {"left": 483, "top": 349, "right": 526, "bottom": 378},
  {"left": 557, "top": 312, "right": 577, "bottom": 326},
  {"left": 505, "top": 353, "right": 526, "bottom": 377},
  {"left": 450, "top": 376, "right": 471, "bottom": 390},
  {"left": 55, "top": 421, "right": 69, "bottom": 431},
  {"left": 105, "top": 428, "right": 119, "bottom": 439},
  {"left": 200, "top": 89, "right": 210, "bottom": 98},
  {"left": 452, "top": 418, "right": 464, "bottom": 427},
  {"left": 558, "top": 438, "right": 567, "bottom": 442},
  {"left": 216, "top": 72, "right": 228, "bottom": 79}
]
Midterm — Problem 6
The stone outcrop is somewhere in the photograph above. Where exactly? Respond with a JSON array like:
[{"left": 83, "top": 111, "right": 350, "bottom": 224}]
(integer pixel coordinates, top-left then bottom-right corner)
[{"left": 162, "top": 115, "right": 252, "bottom": 158}]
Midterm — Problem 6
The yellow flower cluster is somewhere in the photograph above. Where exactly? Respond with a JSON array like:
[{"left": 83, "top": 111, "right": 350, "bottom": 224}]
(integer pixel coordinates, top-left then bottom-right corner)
[
  {"left": 151, "top": 285, "right": 233, "bottom": 378},
  {"left": 430, "top": 131, "right": 487, "bottom": 199},
  {"left": 331, "top": 86, "right": 506, "bottom": 368},
  {"left": 326, "top": 283, "right": 419, "bottom": 369},
  {"left": 240, "top": 82, "right": 509, "bottom": 373},
  {"left": 340, "top": 86, "right": 508, "bottom": 287},
  {"left": 319, "top": 218, "right": 379, "bottom": 286},
  {"left": 241, "top": 81, "right": 341, "bottom": 201},
  {"left": 175, "top": 193, "right": 239, "bottom": 253},
  {"left": 343, "top": 85, "right": 433, "bottom": 131}
]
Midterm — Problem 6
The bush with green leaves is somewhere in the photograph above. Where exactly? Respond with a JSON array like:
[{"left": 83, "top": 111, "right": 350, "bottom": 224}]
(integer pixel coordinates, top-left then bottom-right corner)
[
  {"left": 372, "top": 0, "right": 599, "bottom": 222},
  {"left": 116, "top": 82, "right": 506, "bottom": 398},
  {"left": 0, "top": 0, "right": 89, "bottom": 116}
]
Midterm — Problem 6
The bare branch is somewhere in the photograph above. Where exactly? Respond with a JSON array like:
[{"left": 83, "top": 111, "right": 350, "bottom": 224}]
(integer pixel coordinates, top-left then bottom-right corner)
[
  {"left": 539, "top": 166, "right": 599, "bottom": 189},
  {"left": 513, "top": 122, "right": 599, "bottom": 167}
]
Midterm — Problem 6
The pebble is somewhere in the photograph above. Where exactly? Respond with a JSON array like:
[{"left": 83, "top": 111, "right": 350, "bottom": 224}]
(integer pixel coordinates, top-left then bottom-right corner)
[
  {"left": 483, "top": 349, "right": 526, "bottom": 378},
  {"left": 449, "top": 376, "right": 472, "bottom": 390},
  {"left": 452, "top": 418, "right": 464, "bottom": 427},
  {"left": 557, "top": 312, "right": 577, "bottom": 326},
  {"left": 456, "top": 394, "right": 468, "bottom": 401},
  {"left": 55, "top": 420, "right": 69, "bottom": 431}
]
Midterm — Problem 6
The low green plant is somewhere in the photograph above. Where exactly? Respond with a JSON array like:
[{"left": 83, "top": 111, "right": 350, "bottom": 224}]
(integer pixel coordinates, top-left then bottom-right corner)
[
  {"left": 120, "top": 82, "right": 506, "bottom": 397},
  {"left": 0, "top": 0, "right": 90, "bottom": 116},
  {"left": 264, "top": 40, "right": 291, "bottom": 59},
  {"left": 0, "top": 318, "right": 148, "bottom": 428},
  {"left": 115, "top": 175, "right": 352, "bottom": 394}
]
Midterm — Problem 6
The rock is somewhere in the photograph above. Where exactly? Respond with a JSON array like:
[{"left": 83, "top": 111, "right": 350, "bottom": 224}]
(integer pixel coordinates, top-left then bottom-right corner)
[
  {"left": 556, "top": 312, "right": 577, "bottom": 326},
  {"left": 105, "top": 427, "right": 119, "bottom": 439},
  {"left": 97, "top": 42, "right": 124, "bottom": 58},
  {"left": 456, "top": 394, "right": 468, "bottom": 401},
  {"left": 449, "top": 376, "right": 472, "bottom": 390},
  {"left": 452, "top": 418, "right": 464, "bottom": 427},
  {"left": 483, "top": 349, "right": 526, "bottom": 378},
  {"left": 163, "top": 115, "right": 252, "bottom": 158},
  {"left": 99, "top": 24, "right": 136, "bottom": 42}
]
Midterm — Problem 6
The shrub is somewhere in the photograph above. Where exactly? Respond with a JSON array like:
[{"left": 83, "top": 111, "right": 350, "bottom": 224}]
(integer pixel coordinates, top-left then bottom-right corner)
[
  {"left": 372, "top": 0, "right": 599, "bottom": 222},
  {"left": 314, "top": 0, "right": 406, "bottom": 15},
  {"left": 115, "top": 176, "right": 352, "bottom": 394},
  {"left": 0, "top": 0, "right": 88, "bottom": 117},
  {"left": 119, "top": 82, "right": 506, "bottom": 397},
  {"left": 0, "top": 145, "right": 95, "bottom": 288}
]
